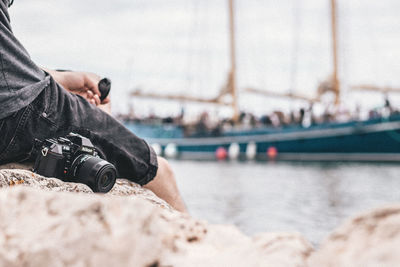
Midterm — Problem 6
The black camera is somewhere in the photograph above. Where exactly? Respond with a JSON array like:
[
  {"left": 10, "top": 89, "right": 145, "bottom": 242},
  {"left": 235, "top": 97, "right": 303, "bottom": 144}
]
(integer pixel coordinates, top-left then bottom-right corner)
[{"left": 34, "top": 133, "right": 117, "bottom": 193}]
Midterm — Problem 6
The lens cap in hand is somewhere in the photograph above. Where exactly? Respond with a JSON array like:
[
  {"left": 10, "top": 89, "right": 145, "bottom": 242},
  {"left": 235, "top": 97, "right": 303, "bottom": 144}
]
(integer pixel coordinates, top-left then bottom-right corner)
[{"left": 98, "top": 78, "right": 111, "bottom": 101}]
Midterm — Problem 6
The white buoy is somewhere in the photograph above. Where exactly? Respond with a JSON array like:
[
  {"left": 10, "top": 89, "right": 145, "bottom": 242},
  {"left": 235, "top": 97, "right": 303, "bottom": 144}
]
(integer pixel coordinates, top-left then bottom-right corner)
[
  {"left": 164, "top": 143, "right": 178, "bottom": 158},
  {"left": 228, "top": 142, "right": 240, "bottom": 160},
  {"left": 151, "top": 143, "right": 162, "bottom": 155},
  {"left": 246, "top": 142, "right": 257, "bottom": 160}
]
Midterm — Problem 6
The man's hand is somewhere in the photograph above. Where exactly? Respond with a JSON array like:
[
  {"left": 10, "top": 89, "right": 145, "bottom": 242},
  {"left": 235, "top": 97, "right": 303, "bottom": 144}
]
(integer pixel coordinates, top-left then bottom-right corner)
[{"left": 43, "top": 69, "right": 110, "bottom": 106}]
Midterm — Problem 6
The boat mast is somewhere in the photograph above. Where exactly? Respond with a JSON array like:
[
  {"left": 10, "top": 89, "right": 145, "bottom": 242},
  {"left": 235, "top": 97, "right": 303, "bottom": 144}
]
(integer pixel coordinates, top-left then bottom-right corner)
[
  {"left": 331, "top": 0, "right": 340, "bottom": 105},
  {"left": 130, "top": 1, "right": 241, "bottom": 115},
  {"left": 228, "top": 0, "right": 240, "bottom": 122}
]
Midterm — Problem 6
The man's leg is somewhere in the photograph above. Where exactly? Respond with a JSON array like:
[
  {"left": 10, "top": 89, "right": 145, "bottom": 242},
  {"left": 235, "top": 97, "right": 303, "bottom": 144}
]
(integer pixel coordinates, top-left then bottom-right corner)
[
  {"left": 144, "top": 157, "right": 187, "bottom": 213},
  {"left": 7, "top": 80, "right": 188, "bottom": 212},
  {"left": 52, "top": 83, "right": 187, "bottom": 212}
]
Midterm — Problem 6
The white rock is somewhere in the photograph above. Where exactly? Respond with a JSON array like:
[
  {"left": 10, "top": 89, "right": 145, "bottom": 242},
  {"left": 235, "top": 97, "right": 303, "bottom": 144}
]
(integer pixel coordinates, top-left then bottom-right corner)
[
  {"left": 0, "top": 186, "right": 203, "bottom": 267},
  {"left": 309, "top": 205, "right": 400, "bottom": 267},
  {"left": 165, "top": 226, "right": 313, "bottom": 267},
  {"left": 4, "top": 165, "right": 400, "bottom": 266},
  {"left": 0, "top": 167, "right": 313, "bottom": 267}
]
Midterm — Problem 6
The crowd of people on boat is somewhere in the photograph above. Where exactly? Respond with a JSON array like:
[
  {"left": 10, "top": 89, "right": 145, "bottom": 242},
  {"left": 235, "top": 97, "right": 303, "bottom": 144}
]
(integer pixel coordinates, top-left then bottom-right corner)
[{"left": 117, "top": 97, "right": 399, "bottom": 136}]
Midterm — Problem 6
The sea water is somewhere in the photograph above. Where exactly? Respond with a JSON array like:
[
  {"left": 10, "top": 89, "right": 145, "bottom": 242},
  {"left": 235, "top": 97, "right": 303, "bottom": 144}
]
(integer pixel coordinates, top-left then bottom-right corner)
[{"left": 171, "top": 160, "right": 400, "bottom": 244}]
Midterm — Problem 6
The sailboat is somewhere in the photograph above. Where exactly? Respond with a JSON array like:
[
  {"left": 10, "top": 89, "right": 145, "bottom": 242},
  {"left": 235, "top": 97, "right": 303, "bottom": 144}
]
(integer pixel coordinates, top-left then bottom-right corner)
[{"left": 124, "top": 0, "right": 400, "bottom": 162}]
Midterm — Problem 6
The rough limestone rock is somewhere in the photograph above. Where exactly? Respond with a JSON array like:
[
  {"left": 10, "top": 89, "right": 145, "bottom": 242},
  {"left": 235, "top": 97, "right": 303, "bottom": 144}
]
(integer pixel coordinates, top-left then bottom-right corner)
[
  {"left": 3, "top": 165, "right": 400, "bottom": 266},
  {"left": 0, "top": 168, "right": 313, "bottom": 267},
  {"left": 0, "top": 167, "right": 173, "bottom": 211},
  {"left": 165, "top": 228, "right": 313, "bottom": 267},
  {"left": 309, "top": 206, "right": 400, "bottom": 267}
]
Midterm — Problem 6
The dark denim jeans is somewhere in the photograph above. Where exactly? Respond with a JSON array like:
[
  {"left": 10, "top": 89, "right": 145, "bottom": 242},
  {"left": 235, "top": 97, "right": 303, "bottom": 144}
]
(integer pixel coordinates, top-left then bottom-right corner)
[{"left": 0, "top": 78, "right": 158, "bottom": 185}]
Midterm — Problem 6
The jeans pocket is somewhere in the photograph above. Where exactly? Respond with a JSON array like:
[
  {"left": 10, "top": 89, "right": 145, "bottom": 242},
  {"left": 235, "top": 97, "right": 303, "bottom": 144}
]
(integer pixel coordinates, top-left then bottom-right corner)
[
  {"left": 0, "top": 107, "right": 30, "bottom": 162},
  {"left": 30, "top": 83, "right": 57, "bottom": 126},
  {"left": 0, "top": 115, "right": 14, "bottom": 156}
]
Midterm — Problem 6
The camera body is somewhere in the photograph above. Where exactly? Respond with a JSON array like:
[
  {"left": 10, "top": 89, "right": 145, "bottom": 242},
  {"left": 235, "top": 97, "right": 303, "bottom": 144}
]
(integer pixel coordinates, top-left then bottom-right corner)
[{"left": 34, "top": 133, "right": 116, "bottom": 193}]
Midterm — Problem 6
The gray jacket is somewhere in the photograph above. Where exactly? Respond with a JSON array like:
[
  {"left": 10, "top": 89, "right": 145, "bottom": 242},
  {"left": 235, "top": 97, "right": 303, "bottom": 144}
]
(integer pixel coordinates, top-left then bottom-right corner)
[{"left": 0, "top": 0, "right": 50, "bottom": 119}]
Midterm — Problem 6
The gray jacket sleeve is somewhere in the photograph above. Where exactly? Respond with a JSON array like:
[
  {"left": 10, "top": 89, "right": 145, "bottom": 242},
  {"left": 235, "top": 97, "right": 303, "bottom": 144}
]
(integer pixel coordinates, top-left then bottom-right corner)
[{"left": 0, "top": 0, "right": 50, "bottom": 120}]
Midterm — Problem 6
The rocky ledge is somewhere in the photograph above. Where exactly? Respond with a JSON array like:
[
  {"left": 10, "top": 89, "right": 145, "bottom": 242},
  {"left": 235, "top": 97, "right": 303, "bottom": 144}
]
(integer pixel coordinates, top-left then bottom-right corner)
[{"left": 0, "top": 165, "right": 399, "bottom": 267}]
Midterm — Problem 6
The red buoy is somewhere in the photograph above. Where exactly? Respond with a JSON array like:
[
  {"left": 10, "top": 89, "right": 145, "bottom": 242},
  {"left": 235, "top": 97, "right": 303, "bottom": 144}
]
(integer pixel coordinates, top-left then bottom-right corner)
[
  {"left": 267, "top": 146, "right": 278, "bottom": 159},
  {"left": 216, "top": 147, "right": 228, "bottom": 160}
]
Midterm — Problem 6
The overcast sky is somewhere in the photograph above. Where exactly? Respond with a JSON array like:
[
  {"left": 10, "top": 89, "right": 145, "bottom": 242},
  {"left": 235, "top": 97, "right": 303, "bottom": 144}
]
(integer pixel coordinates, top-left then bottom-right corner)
[{"left": 8, "top": 0, "right": 400, "bottom": 117}]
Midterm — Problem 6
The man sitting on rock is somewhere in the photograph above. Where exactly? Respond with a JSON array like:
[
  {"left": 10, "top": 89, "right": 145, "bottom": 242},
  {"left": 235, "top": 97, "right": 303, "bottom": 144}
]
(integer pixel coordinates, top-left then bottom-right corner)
[{"left": 0, "top": 0, "right": 186, "bottom": 212}]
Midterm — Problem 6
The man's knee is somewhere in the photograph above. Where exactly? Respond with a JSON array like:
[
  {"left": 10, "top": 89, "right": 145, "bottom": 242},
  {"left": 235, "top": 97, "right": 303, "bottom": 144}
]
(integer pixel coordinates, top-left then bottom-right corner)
[{"left": 156, "top": 156, "right": 174, "bottom": 179}]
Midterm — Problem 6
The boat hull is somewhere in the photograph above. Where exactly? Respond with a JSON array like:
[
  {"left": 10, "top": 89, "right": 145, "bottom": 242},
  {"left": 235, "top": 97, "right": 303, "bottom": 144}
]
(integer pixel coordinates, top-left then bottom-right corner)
[{"left": 125, "top": 117, "right": 400, "bottom": 162}]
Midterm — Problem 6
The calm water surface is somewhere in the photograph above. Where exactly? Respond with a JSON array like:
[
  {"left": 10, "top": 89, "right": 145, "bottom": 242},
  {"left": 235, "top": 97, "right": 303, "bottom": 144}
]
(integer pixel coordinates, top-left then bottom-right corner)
[{"left": 171, "top": 160, "right": 400, "bottom": 245}]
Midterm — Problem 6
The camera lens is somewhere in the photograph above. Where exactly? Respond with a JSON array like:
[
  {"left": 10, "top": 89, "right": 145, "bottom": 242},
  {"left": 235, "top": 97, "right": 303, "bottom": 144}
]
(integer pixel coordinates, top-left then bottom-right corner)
[
  {"left": 71, "top": 154, "right": 117, "bottom": 193},
  {"left": 97, "top": 166, "right": 116, "bottom": 189}
]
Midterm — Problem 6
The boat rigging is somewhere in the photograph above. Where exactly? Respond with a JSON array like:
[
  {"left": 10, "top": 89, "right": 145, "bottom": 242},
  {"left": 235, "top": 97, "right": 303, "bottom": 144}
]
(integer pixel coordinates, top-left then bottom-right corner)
[
  {"left": 123, "top": 0, "right": 400, "bottom": 162},
  {"left": 131, "top": 0, "right": 240, "bottom": 121}
]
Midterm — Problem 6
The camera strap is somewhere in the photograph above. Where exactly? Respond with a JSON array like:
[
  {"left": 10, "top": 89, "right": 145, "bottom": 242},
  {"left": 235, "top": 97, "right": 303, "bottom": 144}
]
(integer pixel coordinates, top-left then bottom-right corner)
[{"left": 32, "top": 138, "right": 45, "bottom": 157}]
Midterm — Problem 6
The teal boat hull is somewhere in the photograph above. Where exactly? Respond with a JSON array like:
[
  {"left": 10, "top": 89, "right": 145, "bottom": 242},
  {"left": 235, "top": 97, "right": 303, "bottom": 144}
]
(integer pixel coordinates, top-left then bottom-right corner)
[{"left": 124, "top": 116, "right": 400, "bottom": 161}]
